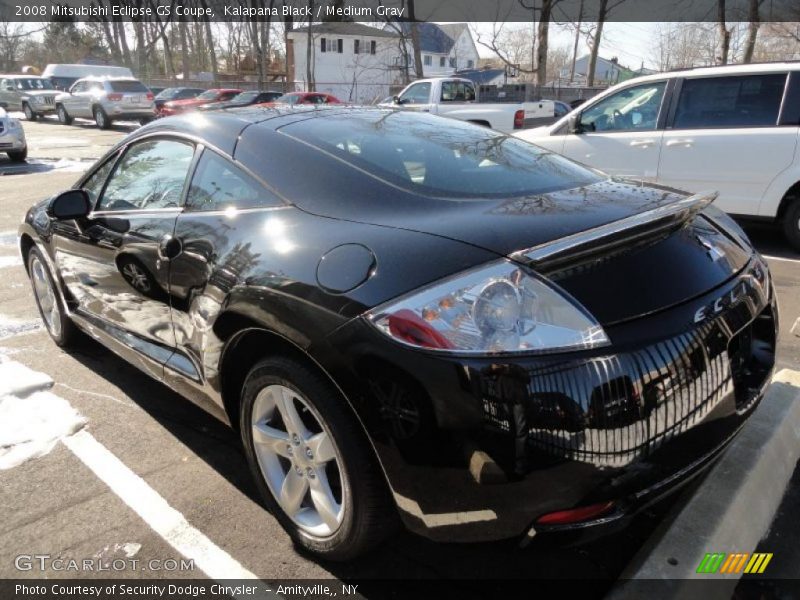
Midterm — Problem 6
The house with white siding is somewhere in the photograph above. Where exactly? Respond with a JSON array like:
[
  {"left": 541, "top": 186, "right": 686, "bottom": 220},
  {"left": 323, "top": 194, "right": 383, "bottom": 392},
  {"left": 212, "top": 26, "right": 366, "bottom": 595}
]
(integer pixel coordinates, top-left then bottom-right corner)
[{"left": 287, "top": 22, "right": 481, "bottom": 104}]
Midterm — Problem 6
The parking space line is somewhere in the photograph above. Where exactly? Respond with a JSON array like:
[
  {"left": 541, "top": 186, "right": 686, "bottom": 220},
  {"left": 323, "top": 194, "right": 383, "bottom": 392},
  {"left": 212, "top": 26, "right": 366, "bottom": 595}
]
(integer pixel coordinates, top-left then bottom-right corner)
[{"left": 62, "top": 429, "right": 258, "bottom": 581}]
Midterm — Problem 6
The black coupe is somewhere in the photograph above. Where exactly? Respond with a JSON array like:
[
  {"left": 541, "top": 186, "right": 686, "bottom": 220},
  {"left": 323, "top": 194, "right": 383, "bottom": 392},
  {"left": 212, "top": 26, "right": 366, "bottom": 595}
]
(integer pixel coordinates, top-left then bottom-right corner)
[{"left": 19, "top": 107, "right": 777, "bottom": 560}]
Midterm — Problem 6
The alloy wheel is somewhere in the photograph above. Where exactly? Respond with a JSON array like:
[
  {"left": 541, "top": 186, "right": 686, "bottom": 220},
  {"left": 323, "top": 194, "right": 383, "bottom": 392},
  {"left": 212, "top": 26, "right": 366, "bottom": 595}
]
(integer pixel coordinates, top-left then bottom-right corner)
[
  {"left": 121, "top": 262, "right": 151, "bottom": 292},
  {"left": 251, "top": 384, "right": 345, "bottom": 537},
  {"left": 30, "top": 255, "right": 62, "bottom": 338}
]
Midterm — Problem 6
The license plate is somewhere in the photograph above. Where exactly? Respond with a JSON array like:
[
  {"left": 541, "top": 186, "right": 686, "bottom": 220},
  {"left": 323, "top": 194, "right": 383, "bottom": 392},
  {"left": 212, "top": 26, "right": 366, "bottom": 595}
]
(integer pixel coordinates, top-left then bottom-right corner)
[{"left": 128, "top": 96, "right": 141, "bottom": 104}]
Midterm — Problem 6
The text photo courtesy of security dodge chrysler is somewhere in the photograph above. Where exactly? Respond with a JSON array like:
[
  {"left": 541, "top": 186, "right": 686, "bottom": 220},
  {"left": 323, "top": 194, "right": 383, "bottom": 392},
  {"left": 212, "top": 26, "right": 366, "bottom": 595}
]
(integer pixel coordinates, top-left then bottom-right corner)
[{"left": 19, "top": 107, "right": 777, "bottom": 560}]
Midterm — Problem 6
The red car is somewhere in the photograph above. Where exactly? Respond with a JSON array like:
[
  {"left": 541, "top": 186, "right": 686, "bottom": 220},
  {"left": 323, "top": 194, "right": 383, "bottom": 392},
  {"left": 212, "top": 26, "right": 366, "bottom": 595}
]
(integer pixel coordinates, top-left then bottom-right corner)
[
  {"left": 159, "top": 88, "right": 243, "bottom": 116},
  {"left": 258, "top": 92, "right": 342, "bottom": 107}
]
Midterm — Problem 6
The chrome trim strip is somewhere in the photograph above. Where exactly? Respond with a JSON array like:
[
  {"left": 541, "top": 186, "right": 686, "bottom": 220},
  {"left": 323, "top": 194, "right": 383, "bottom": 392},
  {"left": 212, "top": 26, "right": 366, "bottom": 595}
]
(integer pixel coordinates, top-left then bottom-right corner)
[{"left": 514, "top": 191, "right": 718, "bottom": 266}]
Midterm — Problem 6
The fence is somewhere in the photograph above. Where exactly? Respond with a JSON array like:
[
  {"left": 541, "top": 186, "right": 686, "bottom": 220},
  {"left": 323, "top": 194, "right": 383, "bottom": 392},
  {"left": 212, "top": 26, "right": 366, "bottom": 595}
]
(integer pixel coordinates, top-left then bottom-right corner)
[{"left": 141, "top": 79, "right": 288, "bottom": 93}]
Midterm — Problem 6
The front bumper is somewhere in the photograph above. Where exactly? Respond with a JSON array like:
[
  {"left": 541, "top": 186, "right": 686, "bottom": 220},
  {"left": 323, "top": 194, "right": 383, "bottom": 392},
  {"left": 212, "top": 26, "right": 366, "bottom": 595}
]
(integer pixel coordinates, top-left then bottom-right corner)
[
  {"left": 319, "top": 257, "right": 777, "bottom": 542},
  {"left": 0, "top": 127, "right": 26, "bottom": 151}
]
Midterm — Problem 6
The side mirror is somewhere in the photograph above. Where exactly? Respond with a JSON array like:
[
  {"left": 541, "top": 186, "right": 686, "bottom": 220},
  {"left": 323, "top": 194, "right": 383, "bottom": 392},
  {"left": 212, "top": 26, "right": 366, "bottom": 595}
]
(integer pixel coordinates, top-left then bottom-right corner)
[
  {"left": 568, "top": 114, "right": 584, "bottom": 134},
  {"left": 48, "top": 190, "right": 92, "bottom": 220},
  {"left": 3, "top": 86, "right": 14, "bottom": 92},
  {"left": 393, "top": 95, "right": 402, "bottom": 104}
]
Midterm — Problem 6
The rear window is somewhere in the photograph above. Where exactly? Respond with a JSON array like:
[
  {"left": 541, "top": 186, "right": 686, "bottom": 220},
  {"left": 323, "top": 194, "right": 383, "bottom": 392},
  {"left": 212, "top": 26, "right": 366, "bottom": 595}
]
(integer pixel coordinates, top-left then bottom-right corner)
[
  {"left": 280, "top": 111, "right": 602, "bottom": 198},
  {"left": 109, "top": 80, "right": 148, "bottom": 93}
]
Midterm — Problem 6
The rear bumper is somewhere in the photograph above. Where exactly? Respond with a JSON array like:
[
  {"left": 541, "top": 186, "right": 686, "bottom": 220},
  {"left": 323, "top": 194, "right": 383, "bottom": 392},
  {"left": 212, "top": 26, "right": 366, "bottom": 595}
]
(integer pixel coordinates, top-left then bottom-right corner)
[
  {"left": 102, "top": 104, "right": 155, "bottom": 120},
  {"left": 319, "top": 257, "right": 777, "bottom": 542}
]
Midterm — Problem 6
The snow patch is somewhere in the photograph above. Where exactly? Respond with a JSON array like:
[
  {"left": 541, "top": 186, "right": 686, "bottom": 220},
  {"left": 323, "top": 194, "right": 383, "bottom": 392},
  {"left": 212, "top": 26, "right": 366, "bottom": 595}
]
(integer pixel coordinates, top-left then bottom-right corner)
[
  {"left": 0, "top": 390, "right": 86, "bottom": 469},
  {"left": 0, "top": 255, "right": 23, "bottom": 269}
]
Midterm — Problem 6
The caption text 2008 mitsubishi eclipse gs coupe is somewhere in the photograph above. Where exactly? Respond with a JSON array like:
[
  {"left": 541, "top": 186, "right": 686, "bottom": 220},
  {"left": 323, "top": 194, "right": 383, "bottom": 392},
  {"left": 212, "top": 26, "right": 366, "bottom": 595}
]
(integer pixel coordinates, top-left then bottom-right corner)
[{"left": 19, "top": 107, "right": 777, "bottom": 560}]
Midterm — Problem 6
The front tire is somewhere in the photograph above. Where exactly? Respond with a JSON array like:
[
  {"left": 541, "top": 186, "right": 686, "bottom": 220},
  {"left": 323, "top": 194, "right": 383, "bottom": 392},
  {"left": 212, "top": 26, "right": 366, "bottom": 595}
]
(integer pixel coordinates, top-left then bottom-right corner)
[
  {"left": 93, "top": 106, "right": 111, "bottom": 129},
  {"left": 23, "top": 103, "right": 37, "bottom": 121},
  {"left": 240, "top": 356, "right": 395, "bottom": 560},
  {"left": 27, "top": 247, "right": 79, "bottom": 347},
  {"left": 783, "top": 198, "right": 800, "bottom": 252},
  {"left": 7, "top": 147, "right": 27, "bottom": 162},
  {"left": 57, "top": 104, "right": 73, "bottom": 125}
]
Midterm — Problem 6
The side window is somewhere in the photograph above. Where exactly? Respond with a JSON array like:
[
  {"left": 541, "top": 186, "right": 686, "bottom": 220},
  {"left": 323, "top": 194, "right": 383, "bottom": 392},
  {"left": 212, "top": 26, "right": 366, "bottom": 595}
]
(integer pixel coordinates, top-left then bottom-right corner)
[
  {"left": 579, "top": 81, "right": 666, "bottom": 133},
  {"left": 186, "top": 151, "right": 280, "bottom": 211},
  {"left": 673, "top": 74, "right": 787, "bottom": 129},
  {"left": 441, "top": 81, "right": 474, "bottom": 101},
  {"left": 398, "top": 82, "right": 431, "bottom": 105},
  {"left": 97, "top": 140, "right": 194, "bottom": 212},
  {"left": 81, "top": 153, "right": 118, "bottom": 206},
  {"left": 70, "top": 82, "right": 84, "bottom": 93},
  {"left": 90, "top": 82, "right": 104, "bottom": 92}
]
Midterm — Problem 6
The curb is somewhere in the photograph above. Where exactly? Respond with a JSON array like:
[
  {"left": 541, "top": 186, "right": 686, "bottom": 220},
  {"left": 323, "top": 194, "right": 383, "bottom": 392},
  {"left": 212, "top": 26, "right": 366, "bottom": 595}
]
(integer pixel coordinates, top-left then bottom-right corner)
[
  {"left": 0, "top": 359, "right": 54, "bottom": 398},
  {"left": 607, "top": 369, "right": 800, "bottom": 599}
]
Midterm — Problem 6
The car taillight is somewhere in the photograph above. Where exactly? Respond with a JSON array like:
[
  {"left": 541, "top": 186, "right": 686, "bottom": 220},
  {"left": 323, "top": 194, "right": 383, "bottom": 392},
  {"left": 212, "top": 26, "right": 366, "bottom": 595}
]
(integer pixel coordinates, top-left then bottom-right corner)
[
  {"left": 535, "top": 501, "right": 615, "bottom": 526},
  {"left": 107, "top": 93, "right": 123, "bottom": 102},
  {"left": 513, "top": 109, "right": 525, "bottom": 129},
  {"left": 146, "top": 93, "right": 154, "bottom": 101}
]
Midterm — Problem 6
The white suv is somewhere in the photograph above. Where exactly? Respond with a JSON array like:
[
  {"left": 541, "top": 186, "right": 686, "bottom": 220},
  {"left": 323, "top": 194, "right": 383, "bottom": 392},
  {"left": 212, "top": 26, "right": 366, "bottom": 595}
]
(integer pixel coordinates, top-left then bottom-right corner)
[
  {"left": 515, "top": 63, "right": 800, "bottom": 250},
  {"left": 54, "top": 77, "right": 155, "bottom": 129}
]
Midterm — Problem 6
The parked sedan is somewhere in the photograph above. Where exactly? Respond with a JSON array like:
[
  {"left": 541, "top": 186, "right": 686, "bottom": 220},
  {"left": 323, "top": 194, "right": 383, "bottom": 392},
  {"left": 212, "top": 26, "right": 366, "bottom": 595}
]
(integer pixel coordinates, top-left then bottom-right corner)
[
  {"left": 197, "top": 90, "right": 283, "bottom": 111},
  {"left": 0, "top": 106, "right": 27, "bottom": 161},
  {"left": 19, "top": 108, "right": 777, "bottom": 561},
  {"left": 55, "top": 78, "right": 155, "bottom": 128},
  {"left": 153, "top": 87, "right": 206, "bottom": 111},
  {"left": 158, "top": 88, "right": 242, "bottom": 116}
]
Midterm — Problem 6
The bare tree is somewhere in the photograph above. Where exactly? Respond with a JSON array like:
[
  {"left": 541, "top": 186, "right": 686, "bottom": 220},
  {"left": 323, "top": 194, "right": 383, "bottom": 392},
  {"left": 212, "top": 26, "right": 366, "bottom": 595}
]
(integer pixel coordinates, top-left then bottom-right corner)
[
  {"left": 742, "top": 0, "right": 766, "bottom": 63},
  {"left": 717, "top": 0, "right": 732, "bottom": 64}
]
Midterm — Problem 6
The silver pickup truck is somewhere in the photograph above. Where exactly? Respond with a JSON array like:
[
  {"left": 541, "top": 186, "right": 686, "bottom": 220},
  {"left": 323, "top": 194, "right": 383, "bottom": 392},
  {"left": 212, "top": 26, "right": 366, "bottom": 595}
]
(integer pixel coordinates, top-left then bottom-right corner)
[{"left": 383, "top": 77, "right": 555, "bottom": 133}]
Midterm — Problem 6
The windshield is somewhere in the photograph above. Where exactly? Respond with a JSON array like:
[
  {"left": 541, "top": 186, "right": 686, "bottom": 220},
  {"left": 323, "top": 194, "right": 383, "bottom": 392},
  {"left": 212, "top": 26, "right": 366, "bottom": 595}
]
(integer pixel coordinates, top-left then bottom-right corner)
[
  {"left": 156, "top": 88, "right": 181, "bottom": 99},
  {"left": 13, "top": 78, "right": 54, "bottom": 91},
  {"left": 281, "top": 111, "right": 602, "bottom": 198},
  {"left": 275, "top": 94, "right": 300, "bottom": 105},
  {"left": 198, "top": 90, "right": 220, "bottom": 100},
  {"left": 232, "top": 92, "right": 258, "bottom": 102}
]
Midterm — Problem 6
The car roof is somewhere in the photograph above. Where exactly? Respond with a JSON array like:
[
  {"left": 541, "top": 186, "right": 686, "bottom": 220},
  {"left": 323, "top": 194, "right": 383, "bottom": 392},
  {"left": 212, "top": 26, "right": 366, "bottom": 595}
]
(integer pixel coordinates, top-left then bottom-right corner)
[
  {"left": 620, "top": 61, "right": 800, "bottom": 87},
  {"left": 134, "top": 105, "right": 387, "bottom": 153}
]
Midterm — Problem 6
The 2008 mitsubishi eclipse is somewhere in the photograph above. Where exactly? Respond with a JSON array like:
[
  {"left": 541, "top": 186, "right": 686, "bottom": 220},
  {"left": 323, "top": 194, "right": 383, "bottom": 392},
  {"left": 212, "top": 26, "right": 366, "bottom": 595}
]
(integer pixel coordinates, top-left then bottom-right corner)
[{"left": 18, "top": 107, "right": 777, "bottom": 560}]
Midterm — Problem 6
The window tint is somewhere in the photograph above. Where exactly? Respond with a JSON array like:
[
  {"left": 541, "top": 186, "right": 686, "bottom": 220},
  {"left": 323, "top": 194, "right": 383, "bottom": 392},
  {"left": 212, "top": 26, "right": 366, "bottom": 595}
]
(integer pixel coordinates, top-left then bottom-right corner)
[
  {"left": 97, "top": 140, "right": 194, "bottom": 212},
  {"left": 81, "top": 154, "right": 118, "bottom": 206},
  {"left": 398, "top": 82, "right": 431, "bottom": 104},
  {"left": 109, "top": 80, "right": 148, "bottom": 93},
  {"left": 673, "top": 74, "right": 786, "bottom": 129},
  {"left": 282, "top": 111, "right": 602, "bottom": 198},
  {"left": 580, "top": 81, "right": 666, "bottom": 132},
  {"left": 186, "top": 151, "right": 278, "bottom": 211}
]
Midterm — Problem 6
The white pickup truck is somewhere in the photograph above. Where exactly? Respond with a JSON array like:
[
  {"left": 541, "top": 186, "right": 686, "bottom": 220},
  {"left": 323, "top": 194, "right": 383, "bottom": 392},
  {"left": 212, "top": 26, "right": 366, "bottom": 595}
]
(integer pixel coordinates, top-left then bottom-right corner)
[{"left": 384, "top": 77, "right": 555, "bottom": 133}]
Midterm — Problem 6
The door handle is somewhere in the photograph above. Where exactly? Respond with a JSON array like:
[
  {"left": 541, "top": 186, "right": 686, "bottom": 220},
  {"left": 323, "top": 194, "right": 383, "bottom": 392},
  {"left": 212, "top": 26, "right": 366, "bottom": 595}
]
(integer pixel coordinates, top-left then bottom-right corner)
[
  {"left": 158, "top": 234, "right": 182, "bottom": 261},
  {"left": 629, "top": 140, "right": 655, "bottom": 148},
  {"left": 666, "top": 139, "right": 694, "bottom": 147}
]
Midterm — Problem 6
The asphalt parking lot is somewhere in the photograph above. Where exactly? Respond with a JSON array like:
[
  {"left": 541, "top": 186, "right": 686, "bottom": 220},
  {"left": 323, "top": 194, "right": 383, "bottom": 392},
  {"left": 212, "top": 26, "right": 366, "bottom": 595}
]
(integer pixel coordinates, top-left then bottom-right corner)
[{"left": 1, "top": 116, "right": 799, "bottom": 596}]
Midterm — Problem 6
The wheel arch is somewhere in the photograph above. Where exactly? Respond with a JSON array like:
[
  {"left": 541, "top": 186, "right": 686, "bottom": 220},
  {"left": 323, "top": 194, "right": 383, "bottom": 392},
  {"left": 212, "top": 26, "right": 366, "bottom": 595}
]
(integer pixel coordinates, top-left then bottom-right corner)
[{"left": 776, "top": 180, "right": 800, "bottom": 221}]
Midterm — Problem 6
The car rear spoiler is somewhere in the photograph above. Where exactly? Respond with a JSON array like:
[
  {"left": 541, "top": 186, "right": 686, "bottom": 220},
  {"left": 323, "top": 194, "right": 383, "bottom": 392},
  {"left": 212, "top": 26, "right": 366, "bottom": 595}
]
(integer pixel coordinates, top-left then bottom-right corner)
[{"left": 513, "top": 191, "right": 718, "bottom": 271}]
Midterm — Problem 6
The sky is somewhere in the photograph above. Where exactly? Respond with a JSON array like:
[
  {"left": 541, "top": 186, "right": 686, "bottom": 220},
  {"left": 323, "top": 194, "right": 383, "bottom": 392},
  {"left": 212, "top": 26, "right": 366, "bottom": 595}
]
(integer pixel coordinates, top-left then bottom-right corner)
[{"left": 471, "top": 21, "right": 661, "bottom": 70}]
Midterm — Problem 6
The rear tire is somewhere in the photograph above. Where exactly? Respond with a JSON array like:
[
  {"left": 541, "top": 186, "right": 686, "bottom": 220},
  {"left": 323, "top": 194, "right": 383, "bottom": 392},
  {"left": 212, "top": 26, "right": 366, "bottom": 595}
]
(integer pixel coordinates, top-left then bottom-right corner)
[
  {"left": 782, "top": 198, "right": 800, "bottom": 252},
  {"left": 57, "top": 104, "right": 73, "bottom": 125},
  {"left": 240, "top": 356, "right": 396, "bottom": 560},
  {"left": 23, "top": 103, "right": 37, "bottom": 121},
  {"left": 7, "top": 147, "right": 27, "bottom": 162},
  {"left": 27, "top": 247, "right": 79, "bottom": 347},
  {"left": 93, "top": 106, "right": 111, "bottom": 129}
]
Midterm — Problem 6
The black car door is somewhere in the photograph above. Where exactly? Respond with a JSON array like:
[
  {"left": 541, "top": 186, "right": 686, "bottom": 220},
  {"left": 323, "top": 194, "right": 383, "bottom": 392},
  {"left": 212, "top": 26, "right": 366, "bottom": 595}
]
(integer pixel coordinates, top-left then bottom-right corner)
[
  {"left": 165, "top": 148, "right": 284, "bottom": 392},
  {"left": 53, "top": 137, "right": 197, "bottom": 372}
]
